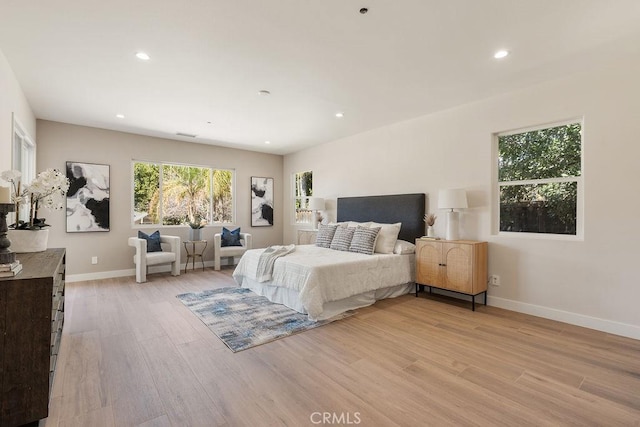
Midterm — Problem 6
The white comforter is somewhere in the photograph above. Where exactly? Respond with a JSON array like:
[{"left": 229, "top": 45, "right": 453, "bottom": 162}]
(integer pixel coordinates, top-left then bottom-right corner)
[{"left": 232, "top": 245, "right": 414, "bottom": 319}]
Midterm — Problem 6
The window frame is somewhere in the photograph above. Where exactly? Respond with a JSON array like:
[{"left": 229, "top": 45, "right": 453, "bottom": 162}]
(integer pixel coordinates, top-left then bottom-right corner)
[
  {"left": 493, "top": 118, "right": 584, "bottom": 240},
  {"left": 131, "top": 159, "right": 236, "bottom": 228},
  {"left": 292, "top": 170, "right": 313, "bottom": 224},
  {"left": 11, "top": 114, "right": 36, "bottom": 224}
]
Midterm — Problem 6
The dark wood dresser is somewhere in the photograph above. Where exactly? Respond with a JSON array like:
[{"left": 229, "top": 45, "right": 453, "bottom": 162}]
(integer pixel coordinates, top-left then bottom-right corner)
[{"left": 0, "top": 248, "right": 65, "bottom": 426}]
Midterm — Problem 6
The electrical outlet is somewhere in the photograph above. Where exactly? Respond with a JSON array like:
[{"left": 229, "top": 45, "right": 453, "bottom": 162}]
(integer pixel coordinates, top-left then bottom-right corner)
[
  {"left": 91, "top": 256, "right": 98, "bottom": 265},
  {"left": 490, "top": 275, "right": 501, "bottom": 286}
]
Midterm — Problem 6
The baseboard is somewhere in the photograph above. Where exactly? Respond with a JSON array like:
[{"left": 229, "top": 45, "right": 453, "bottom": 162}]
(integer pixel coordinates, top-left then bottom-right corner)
[
  {"left": 488, "top": 295, "right": 640, "bottom": 340},
  {"left": 67, "top": 268, "right": 135, "bottom": 283},
  {"left": 66, "top": 259, "right": 224, "bottom": 283}
]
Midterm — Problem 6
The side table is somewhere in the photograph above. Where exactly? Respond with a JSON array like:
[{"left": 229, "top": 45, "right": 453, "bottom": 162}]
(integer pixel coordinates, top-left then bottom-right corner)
[
  {"left": 183, "top": 240, "right": 208, "bottom": 272},
  {"left": 297, "top": 229, "right": 318, "bottom": 245}
]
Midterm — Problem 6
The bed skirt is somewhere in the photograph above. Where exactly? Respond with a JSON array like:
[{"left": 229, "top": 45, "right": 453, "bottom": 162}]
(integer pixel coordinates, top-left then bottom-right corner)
[{"left": 240, "top": 277, "right": 414, "bottom": 321}]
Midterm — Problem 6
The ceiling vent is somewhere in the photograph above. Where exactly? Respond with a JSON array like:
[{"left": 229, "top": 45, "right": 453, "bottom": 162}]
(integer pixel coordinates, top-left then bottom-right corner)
[{"left": 176, "top": 132, "right": 197, "bottom": 138}]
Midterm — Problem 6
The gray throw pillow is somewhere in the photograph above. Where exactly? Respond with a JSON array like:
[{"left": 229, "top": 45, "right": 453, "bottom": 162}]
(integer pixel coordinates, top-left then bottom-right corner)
[
  {"left": 315, "top": 224, "right": 338, "bottom": 248},
  {"left": 330, "top": 225, "right": 355, "bottom": 251},
  {"left": 349, "top": 226, "right": 381, "bottom": 255}
]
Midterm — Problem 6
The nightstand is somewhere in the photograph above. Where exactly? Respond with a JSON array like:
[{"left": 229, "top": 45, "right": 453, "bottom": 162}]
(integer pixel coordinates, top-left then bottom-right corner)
[
  {"left": 297, "top": 229, "right": 318, "bottom": 245},
  {"left": 415, "top": 238, "right": 488, "bottom": 310}
]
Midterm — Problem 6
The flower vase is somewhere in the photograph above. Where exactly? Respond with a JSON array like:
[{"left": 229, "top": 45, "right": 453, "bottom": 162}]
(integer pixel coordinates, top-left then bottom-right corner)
[
  {"left": 426, "top": 226, "right": 435, "bottom": 238},
  {"left": 7, "top": 228, "right": 49, "bottom": 253},
  {"left": 189, "top": 228, "right": 202, "bottom": 241}
]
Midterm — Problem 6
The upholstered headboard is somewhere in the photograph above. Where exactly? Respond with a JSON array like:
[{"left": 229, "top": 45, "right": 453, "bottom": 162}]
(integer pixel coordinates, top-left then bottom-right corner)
[{"left": 337, "top": 193, "right": 426, "bottom": 243}]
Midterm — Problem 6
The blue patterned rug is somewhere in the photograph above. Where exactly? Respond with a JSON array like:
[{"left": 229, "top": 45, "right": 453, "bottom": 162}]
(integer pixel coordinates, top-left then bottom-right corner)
[{"left": 176, "top": 287, "right": 354, "bottom": 352}]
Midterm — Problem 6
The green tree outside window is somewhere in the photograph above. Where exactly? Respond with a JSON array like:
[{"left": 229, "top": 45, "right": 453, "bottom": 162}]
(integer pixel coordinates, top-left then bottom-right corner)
[
  {"left": 498, "top": 122, "right": 582, "bottom": 235},
  {"left": 133, "top": 161, "right": 233, "bottom": 225}
]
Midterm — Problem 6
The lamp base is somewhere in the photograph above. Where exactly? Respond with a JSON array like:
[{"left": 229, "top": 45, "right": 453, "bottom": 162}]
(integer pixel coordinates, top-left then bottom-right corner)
[
  {"left": 0, "top": 209, "right": 16, "bottom": 264},
  {"left": 0, "top": 250, "right": 15, "bottom": 265},
  {"left": 312, "top": 211, "right": 323, "bottom": 229},
  {"left": 445, "top": 210, "right": 460, "bottom": 241}
]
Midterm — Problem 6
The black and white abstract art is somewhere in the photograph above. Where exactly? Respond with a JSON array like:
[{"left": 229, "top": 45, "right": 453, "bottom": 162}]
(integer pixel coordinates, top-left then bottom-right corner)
[
  {"left": 251, "top": 176, "right": 273, "bottom": 227},
  {"left": 66, "top": 162, "right": 110, "bottom": 232}
]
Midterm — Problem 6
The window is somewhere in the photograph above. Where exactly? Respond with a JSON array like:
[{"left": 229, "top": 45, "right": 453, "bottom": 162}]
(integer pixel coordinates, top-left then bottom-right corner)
[
  {"left": 133, "top": 161, "right": 234, "bottom": 226},
  {"left": 497, "top": 120, "right": 582, "bottom": 237},
  {"left": 12, "top": 115, "right": 36, "bottom": 223},
  {"left": 293, "top": 170, "right": 313, "bottom": 223}
]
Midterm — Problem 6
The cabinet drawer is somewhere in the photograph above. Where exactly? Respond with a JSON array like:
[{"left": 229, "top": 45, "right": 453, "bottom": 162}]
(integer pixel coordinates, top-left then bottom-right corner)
[
  {"left": 50, "top": 354, "right": 57, "bottom": 373},
  {"left": 51, "top": 331, "right": 62, "bottom": 356},
  {"left": 52, "top": 294, "right": 64, "bottom": 317},
  {"left": 52, "top": 271, "right": 64, "bottom": 295}
]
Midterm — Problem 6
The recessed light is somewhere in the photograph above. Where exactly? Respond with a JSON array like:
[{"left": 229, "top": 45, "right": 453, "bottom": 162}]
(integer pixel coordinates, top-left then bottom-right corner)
[
  {"left": 335, "top": 112, "right": 344, "bottom": 118},
  {"left": 116, "top": 114, "right": 125, "bottom": 119},
  {"left": 264, "top": 141, "right": 271, "bottom": 144},
  {"left": 494, "top": 50, "right": 509, "bottom": 59},
  {"left": 258, "top": 90, "right": 271, "bottom": 96},
  {"left": 136, "top": 52, "right": 150, "bottom": 61}
]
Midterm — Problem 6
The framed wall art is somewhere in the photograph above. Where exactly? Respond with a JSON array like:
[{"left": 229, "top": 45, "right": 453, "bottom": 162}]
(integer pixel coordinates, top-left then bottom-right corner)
[
  {"left": 66, "top": 161, "right": 110, "bottom": 232},
  {"left": 251, "top": 176, "right": 273, "bottom": 227}
]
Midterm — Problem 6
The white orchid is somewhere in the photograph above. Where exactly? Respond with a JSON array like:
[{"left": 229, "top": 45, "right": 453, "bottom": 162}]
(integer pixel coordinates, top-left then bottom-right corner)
[
  {"left": 1, "top": 169, "right": 23, "bottom": 203},
  {"left": 1, "top": 168, "right": 70, "bottom": 229},
  {"left": 28, "top": 169, "right": 70, "bottom": 210},
  {"left": 1, "top": 169, "right": 21, "bottom": 183}
]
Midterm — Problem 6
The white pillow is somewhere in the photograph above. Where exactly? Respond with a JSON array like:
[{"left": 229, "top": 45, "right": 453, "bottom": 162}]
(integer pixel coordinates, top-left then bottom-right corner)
[
  {"left": 347, "top": 221, "right": 372, "bottom": 228},
  {"left": 393, "top": 240, "right": 415, "bottom": 255},
  {"left": 370, "top": 222, "right": 401, "bottom": 254}
]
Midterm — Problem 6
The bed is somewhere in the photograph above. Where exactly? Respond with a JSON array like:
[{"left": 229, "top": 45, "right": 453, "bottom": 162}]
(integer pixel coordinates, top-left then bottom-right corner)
[{"left": 233, "top": 193, "right": 426, "bottom": 320}]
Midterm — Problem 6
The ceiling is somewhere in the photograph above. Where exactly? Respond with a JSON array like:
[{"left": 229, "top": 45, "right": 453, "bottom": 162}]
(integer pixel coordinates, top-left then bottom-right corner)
[{"left": 1, "top": 1, "right": 640, "bottom": 155}]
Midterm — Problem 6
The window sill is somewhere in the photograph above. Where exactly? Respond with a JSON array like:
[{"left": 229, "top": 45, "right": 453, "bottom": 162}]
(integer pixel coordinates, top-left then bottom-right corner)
[{"left": 494, "top": 231, "right": 584, "bottom": 242}]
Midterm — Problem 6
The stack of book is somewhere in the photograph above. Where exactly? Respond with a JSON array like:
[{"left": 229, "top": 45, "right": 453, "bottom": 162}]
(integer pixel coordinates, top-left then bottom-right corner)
[{"left": 0, "top": 260, "right": 22, "bottom": 278}]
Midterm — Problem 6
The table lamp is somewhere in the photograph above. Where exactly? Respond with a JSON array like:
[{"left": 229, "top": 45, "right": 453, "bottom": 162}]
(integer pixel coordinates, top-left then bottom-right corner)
[
  {"left": 309, "top": 197, "right": 325, "bottom": 229},
  {"left": 438, "top": 189, "right": 468, "bottom": 241}
]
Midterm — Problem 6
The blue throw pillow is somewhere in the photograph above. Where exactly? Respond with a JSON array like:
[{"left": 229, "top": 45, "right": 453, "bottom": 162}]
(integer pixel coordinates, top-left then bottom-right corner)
[
  {"left": 221, "top": 227, "right": 242, "bottom": 247},
  {"left": 138, "top": 230, "right": 163, "bottom": 252}
]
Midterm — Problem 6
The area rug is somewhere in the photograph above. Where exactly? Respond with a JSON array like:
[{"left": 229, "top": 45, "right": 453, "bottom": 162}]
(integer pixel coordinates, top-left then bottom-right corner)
[{"left": 176, "top": 287, "right": 354, "bottom": 352}]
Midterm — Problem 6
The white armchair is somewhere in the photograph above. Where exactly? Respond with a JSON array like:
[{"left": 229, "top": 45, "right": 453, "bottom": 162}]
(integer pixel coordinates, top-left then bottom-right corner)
[
  {"left": 128, "top": 235, "right": 181, "bottom": 283},
  {"left": 213, "top": 232, "right": 252, "bottom": 270}
]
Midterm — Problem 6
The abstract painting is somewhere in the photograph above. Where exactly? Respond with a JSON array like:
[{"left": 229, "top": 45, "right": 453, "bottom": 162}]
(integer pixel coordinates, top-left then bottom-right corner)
[
  {"left": 66, "top": 162, "right": 110, "bottom": 232},
  {"left": 251, "top": 176, "right": 273, "bottom": 227}
]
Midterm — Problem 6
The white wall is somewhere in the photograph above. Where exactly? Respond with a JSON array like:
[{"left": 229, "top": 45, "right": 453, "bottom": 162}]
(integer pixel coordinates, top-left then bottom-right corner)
[
  {"left": 284, "top": 57, "right": 640, "bottom": 339},
  {"left": 0, "top": 49, "right": 35, "bottom": 171},
  {"left": 36, "top": 120, "right": 283, "bottom": 278}
]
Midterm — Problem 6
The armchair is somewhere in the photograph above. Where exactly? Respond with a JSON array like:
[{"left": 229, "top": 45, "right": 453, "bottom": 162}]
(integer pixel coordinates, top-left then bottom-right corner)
[
  {"left": 128, "top": 235, "right": 181, "bottom": 283},
  {"left": 213, "top": 231, "right": 252, "bottom": 270}
]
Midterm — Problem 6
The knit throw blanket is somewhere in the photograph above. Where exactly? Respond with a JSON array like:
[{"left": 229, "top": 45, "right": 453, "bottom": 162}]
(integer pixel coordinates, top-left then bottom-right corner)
[{"left": 256, "top": 244, "right": 296, "bottom": 282}]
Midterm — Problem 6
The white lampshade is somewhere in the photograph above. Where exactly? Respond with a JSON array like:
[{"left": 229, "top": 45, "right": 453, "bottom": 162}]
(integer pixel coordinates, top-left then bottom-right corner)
[
  {"left": 438, "top": 189, "right": 468, "bottom": 210},
  {"left": 309, "top": 197, "right": 325, "bottom": 211},
  {"left": 438, "top": 189, "right": 467, "bottom": 241}
]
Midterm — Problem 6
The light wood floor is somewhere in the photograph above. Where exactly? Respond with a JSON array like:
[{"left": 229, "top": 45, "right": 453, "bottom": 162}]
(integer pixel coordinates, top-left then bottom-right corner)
[{"left": 41, "top": 268, "right": 640, "bottom": 427}]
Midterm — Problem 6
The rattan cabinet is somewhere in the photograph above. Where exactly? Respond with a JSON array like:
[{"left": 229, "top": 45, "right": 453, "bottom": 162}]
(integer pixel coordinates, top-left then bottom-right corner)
[
  {"left": 0, "top": 248, "right": 65, "bottom": 426},
  {"left": 415, "top": 239, "right": 487, "bottom": 310}
]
